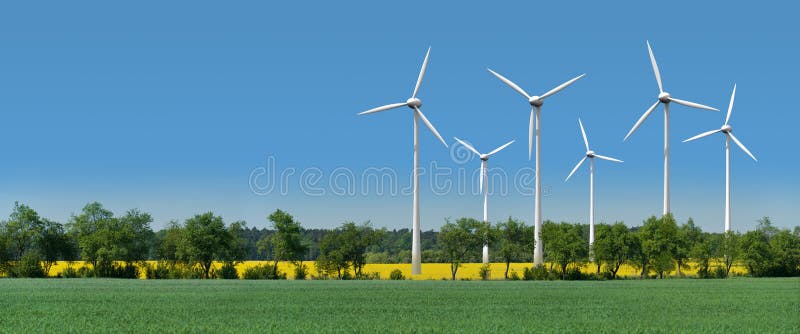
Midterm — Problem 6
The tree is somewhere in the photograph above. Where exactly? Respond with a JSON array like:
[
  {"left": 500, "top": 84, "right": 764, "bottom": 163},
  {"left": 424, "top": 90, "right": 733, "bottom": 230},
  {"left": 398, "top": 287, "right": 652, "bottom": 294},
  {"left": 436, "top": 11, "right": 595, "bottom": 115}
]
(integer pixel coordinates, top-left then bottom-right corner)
[
  {"left": 178, "top": 212, "right": 238, "bottom": 278},
  {"left": 439, "top": 218, "right": 483, "bottom": 280},
  {"left": 718, "top": 230, "right": 742, "bottom": 276},
  {"left": 155, "top": 220, "right": 184, "bottom": 263},
  {"left": 5, "top": 202, "right": 44, "bottom": 259},
  {"left": 496, "top": 217, "right": 527, "bottom": 279},
  {"left": 690, "top": 232, "right": 720, "bottom": 277},
  {"left": 593, "top": 222, "right": 634, "bottom": 279},
  {"left": 674, "top": 218, "right": 702, "bottom": 276},
  {"left": 265, "top": 210, "right": 309, "bottom": 275},
  {"left": 639, "top": 214, "right": 678, "bottom": 278},
  {"left": 68, "top": 202, "right": 121, "bottom": 274},
  {"left": 36, "top": 219, "right": 71, "bottom": 275},
  {"left": 315, "top": 221, "right": 383, "bottom": 279},
  {"left": 316, "top": 231, "right": 348, "bottom": 279},
  {"left": 543, "top": 221, "right": 588, "bottom": 279}
]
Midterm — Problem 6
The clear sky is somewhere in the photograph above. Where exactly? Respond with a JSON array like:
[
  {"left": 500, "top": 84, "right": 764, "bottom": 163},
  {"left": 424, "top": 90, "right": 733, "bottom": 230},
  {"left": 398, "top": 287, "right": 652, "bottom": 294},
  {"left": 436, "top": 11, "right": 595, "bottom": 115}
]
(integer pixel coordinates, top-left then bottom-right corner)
[{"left": 0, "top": 1, "right": 797, "bottom": 232}]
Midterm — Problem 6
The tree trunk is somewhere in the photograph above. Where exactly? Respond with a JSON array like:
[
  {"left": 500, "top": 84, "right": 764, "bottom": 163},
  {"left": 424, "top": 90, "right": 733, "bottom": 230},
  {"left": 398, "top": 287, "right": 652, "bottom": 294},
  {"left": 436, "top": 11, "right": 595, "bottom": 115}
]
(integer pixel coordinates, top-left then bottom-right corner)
[
  {"left": 561, "top": 263, "right": 568, "bottom": 280},
  {"left": 596, "top": 263, "right": 601, "bottom": 274},
  {"left": 451, "top": 262, "right": 458, "bottom": 281},
  {"left": 676, "top": 260, "right": 682, "bottom": 276},
  {"left": 504, "top": 261, "right": 511, "bottom": 279}
]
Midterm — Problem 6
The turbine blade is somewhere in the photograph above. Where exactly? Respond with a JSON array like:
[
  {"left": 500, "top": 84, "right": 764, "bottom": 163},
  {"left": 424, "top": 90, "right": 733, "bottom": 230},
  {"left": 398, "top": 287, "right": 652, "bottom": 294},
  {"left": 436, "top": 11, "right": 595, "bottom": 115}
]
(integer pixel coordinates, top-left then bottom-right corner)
[
  {"left": 528, "top": 108, "right": 534, "bottom": 160},
  {"left": 624, "top": 100, "right": 660, "bottom": 141},
  {"left": 565, "top": 156, "right": 587, "bottom": 182},
  {"left": 415, "top": 107, "right": 448, "bottom": 148},
  {"left": 682, "top": 129, "right": 720, "bottom": 143},
  {"left": 412, "top": 47, "right": 431, "bottom": 99},
  {"left": 488, "top": 68, "right": 530, "bottom": 99},
  {"left": 647, "top": 40, "right": 663, "bottom": 93},
  {"left": 540, "top": 74, "right": 586, "bottom": 99},
  {"left": 669, "top": 97, "right": 719, "bottom": 111},
  {"left": 454, "top": 137, "right": 481, "bottom": 157},
  {"left": 725, "top": 84, "right": 736, "bottom": 125},
  {"left": 358, "top": 102, "right": 407, "bottom": 115},
  {"left": 578, "top": 118, "right": 589, "bottom": 151},
  {"left": 729, "top": 133, "right": 757, "bottom": 161},
  {"left": 595, "top": 154, "right": 623, "bottom": 163},
  {"left": 487, "top": 140, "right": 515, "bottom": 157}
]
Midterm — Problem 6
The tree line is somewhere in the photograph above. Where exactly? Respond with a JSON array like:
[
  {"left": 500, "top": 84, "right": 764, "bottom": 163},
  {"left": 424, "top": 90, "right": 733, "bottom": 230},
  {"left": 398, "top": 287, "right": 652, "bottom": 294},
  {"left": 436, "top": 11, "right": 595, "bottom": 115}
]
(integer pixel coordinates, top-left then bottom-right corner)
[{"left": 0, "top": 201, "right": 798, "bottom": 280}]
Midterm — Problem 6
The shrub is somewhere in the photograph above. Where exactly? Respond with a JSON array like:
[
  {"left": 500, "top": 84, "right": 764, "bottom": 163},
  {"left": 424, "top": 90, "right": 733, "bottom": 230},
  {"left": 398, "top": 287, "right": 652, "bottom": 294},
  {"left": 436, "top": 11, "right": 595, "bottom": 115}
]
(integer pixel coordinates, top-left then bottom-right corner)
[
  {"left": 243, "top": 264, "right": 286, "bottom": 280},
  {"left": 357, "top": 272, "right": 380, "bottom": 280},
  {"left": 523, "top": 265, "right": 552, "bottom": 280},
  {"left": 217, "top": 262, "right": 239, "bottom": 279},
  {"left": 508, "top": 270, "right": 520, "bottom": 281},
  {"left": 10, "top": 252, "right": 47, "bottom": 278},
  {"left": 563, "top": 267, "right": 589, "bottom": 281},
  {"left": 294, "top": 263, "right": 308, "bottom": 280},
  {"left": 389, "top": 268, "right": 405, "bottom": 280},
  {"left": 59, "top": 266, "right": 81, "bottom": 278},
  {"left": 145, "top": 262, "right": 171, "bottom": 279},
  {"left": 478, "top": 264, "right": 491, "bottom": 280}
]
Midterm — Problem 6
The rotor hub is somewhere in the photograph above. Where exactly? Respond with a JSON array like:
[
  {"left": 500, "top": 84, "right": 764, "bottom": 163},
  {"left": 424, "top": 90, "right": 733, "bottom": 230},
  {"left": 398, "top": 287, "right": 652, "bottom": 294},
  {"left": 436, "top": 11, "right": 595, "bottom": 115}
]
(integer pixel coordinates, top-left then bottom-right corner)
[
  {"left": 658, "top": 92, "right": 672, "bottom": 103},
  {"left": 528, "top": 96, "right": 543, "bottom": 107},
  {"left": 586, "top": 150, "right": 595, "bottom": 157},
  {"left": 406, "top": 97, "right": 422, "bottom": 109},
  {"left": 721, "top": 124, "right": 732, "bottom": 133},
  {"left": 480, "top": 155, "right": 489, "bottom": 161}
]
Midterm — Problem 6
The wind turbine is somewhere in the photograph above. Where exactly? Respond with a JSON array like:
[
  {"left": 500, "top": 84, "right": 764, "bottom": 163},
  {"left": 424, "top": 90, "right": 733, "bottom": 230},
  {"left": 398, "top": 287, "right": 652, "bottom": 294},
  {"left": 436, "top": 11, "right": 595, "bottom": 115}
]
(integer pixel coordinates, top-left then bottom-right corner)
[
  {"left": 453, "top": 137, "right": 515, "bottom": 265},
  {"left": 683, "top": 84, "right": 756, "bottom": 232},
  {"left": 623, "top": 40, "right": 719, "bottom": 216},
  {"left": 488, "top": 68, "right": 585, "bottom": 265},
  {"left": 358, "top": 47, "right": 448, "bottom": 275},
  {"left": 565, "top": 118, "right": 622, "bottom": 254}
]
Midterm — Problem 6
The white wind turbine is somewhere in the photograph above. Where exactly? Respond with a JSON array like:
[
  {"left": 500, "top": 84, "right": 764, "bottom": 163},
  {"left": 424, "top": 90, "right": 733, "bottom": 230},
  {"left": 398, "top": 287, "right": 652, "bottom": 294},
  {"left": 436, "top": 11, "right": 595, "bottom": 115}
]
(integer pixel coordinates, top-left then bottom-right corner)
[
  {"left": 683, "top": 84, "right": 756, "bottom": 232},
  {"left": 564, "top": 118, "right": 622, "bottom": 253},
  {"left": 358, "top": 47, "right": 448, "bottom": 275},
  {"left": 624, "top": 40, "right": 719, "bottom": 215},
  {"left": 453, "top": 137, "right": 515, "bottom": 264},
  {"left": 488, "top": 68, "right": 585, "bottom": 265}
]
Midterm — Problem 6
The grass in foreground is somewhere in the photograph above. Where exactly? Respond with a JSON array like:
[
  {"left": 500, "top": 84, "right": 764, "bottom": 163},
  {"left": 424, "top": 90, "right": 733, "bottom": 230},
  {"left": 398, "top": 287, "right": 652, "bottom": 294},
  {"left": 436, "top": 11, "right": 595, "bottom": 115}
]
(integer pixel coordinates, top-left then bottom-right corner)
[{"left": 2, "top": 278, "right": 798, "bottom": 333}]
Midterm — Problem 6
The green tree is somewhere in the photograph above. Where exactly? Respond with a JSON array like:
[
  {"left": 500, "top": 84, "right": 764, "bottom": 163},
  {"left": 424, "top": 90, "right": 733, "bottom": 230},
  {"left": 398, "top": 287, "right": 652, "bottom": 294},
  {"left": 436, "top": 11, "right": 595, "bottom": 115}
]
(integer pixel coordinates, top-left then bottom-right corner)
[
  {"left": 68, "top": 202, "right": 120, "bottom": 274},
  {"left": 266, "top": 210, "right": 309, "bottom": 276},
  {"left": 178, "top": 212, "right": 237, "bottom": 278},
  {"left": 316, "top": 231, "right": 348, "bottom": 279},
  {"left": 768, "top": 229, "right": 800, "bottom": 276},
  {"left": 593, "top": 222, "right": 634, "bottom": 279},
  {"left": 639, "top": 214, "right": 678, "bottom": 278},
  {"left": 674, "top": 218, "right": 702, "bottom": 276},
  {"left": 5, "top": 202, "right": 44, "bottom": 259},
  {"left": 36, "top": 219, "right": 71, "bottom": 275},
  {"left": 439, "top": 218, "right": 483, "bottom": 280},
  {"left": 496, "top": 217, "right": 527, "bottom": 279},
  {"left": 543, "top": 221, "right": 588, "bottom": 279},
  {"left": 718, "top": 230, "right": 742, "bottom": 276},
  {"left": 690, "top": 232, "right": 720, "bottom": 277}
]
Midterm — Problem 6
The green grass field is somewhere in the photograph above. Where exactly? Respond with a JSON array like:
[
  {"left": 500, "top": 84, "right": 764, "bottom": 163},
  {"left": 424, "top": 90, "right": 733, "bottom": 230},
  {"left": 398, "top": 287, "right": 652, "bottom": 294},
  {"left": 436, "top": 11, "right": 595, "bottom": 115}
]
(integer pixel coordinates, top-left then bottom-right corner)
[{"left": 2, "top": 278, "right": 798, "bottom": 333}]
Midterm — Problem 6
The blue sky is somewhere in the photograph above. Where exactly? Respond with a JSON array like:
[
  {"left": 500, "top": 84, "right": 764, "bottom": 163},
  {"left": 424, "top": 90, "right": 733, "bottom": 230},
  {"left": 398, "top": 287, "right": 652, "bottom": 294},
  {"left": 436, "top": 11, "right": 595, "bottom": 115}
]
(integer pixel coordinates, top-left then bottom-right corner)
[{"left": 0, "top": 1, "right": 797, "bottom": 232}]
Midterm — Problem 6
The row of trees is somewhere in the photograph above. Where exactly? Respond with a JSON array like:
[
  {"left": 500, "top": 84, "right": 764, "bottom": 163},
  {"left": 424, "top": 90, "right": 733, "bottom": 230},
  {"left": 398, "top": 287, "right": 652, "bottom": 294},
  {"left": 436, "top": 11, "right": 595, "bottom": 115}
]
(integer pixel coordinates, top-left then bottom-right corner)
[{"left": 1, "top": 201, "right": 798, "bottom": 279}]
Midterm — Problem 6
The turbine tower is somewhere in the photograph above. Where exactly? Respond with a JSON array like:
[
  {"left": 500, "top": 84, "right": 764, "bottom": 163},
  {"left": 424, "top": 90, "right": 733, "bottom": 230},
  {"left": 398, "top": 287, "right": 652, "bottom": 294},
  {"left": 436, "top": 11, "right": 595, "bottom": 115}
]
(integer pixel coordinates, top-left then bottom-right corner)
[
  {"left": 453, "top": 137, "right": 515, "bottom": 264},
  {"left": 488, "top": 68, "right": 584, "bottom": 265},
  {"left": 683, "top": 84, "right": 757, "bottom": 232},
  {"left": 358, "top": 47, "right": 448, "bottom": 275},
  {"left": 624, "top": 40, "right": 719, "bottom": 216},
  {"left": 565, "top": 118, "right": 622, "bottom": 253}
]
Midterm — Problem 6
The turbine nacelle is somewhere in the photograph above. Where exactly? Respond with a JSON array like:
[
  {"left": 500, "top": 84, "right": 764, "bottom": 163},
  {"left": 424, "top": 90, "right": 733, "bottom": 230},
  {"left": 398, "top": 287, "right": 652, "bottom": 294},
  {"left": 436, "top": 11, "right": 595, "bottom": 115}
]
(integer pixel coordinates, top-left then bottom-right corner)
[
  {"left": 528, "top": 95, "right": 543, "bottom": 107},
  {"left": 480, "top": 154, "right": 489, "bottom": 161},
  {"left": 586, "top": 150, "right": 595, "bottom": 158},
  {"left": 406, "top": 97, "right": 422, "bottom": 109},
  {"left": 658, "top": 91, "right": 672, "bottom": 103},
  {"left": 721, "top": 124, "right": 732, "bottom": 133}
]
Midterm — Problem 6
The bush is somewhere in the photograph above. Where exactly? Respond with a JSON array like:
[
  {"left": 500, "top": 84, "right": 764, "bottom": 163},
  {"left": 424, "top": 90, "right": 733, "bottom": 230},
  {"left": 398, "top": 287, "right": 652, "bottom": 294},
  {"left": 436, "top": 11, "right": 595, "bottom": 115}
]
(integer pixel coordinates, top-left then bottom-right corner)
[
  {"left": 389, "top": 268, "right": 405, "bottom": 280},
  {"left": 357, "top": 272, "right": 380, "bottom": 280},
  {"left": 145, "top": 262, "right": 171, "bottom": 279},
  {"left": 59, "top": 265, "right": 81, "bottom": 278},
  {"left": 479, "top": 264, "right": 491, "bottom": 280},
  {"left": 217, "top": 262, "right": 239, "bottom": 279},
  {"left": 508, "top": 270, "right": 520, "bottom": 281},
  {"left": 523, "top": 265, "right": 553, "bottom": 280},
  {"left": 562, "top": 267, "right": 591, "bottom": 281},
  {"left": 10, "top": 252, "right": 47, "bottom": 278},
  {"left": 713, "top": 266, "right": 728, "bottom": 279},
  {"left": 294, "top": 263, "right": 308, "bottom": 280},
  {"left": 243, "top": 264, "right": 286, "bottom": 280}
]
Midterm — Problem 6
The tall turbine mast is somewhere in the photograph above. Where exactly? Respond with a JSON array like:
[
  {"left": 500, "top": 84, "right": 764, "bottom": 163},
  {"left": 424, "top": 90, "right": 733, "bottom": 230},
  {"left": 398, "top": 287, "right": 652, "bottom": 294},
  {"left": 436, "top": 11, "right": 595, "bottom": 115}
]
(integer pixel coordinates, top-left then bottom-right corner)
[
  {"left": 358, "top": 47, "right": 448, "bottom": 275},
  {"left": 488, "top": 68, "right": 585, "bottom": 265},
  {"left": 624, "top": 41, "right": 718, "bottom": 215},
  {"left": 454, "top": 137, "right": 514, "bottom": 264},
  {"left": 683, "top": 84, "right": 756, "bottom": 232}
]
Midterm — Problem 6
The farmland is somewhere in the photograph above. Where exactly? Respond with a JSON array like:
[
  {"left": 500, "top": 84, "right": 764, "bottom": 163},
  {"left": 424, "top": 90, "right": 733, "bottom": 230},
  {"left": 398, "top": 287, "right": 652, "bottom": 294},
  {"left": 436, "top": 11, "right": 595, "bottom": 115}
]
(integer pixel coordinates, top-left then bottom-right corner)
[{"left": 2, "top": 278, "right": 798, "bottom": 333}]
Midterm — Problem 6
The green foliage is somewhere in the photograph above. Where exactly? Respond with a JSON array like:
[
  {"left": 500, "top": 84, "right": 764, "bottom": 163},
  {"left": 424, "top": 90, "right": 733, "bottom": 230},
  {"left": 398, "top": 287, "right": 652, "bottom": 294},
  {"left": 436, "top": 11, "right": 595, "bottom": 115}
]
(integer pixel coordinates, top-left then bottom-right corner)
[
  {"left": 9, "top": 251, "right": 46, "bottom": 278},
  {"left": 593, "top": 222, "right": 634, "bottom": 279},
  {"left": 542, "top": 221, "right": 588, "bottom": 278},
  {"left": 177, "top": 212, "right": 242, "bottom": 279},
  {"left": 496, "top": 217, "right": 530, "bottom": 279},
  {"left": 5, "top": 202, "right": 44, "bottom": 259},
  {"left": 217, "top": 262, "right": 239, "bottom": 279},
  {"left": 293, "top": 263, "right": 308, "bottom": 280},
  {"left": 478, "top": 264, "right": 491, "bottom": 280},
  {"left": 389, "top": 268, "right": 405, "bottom": 280},
  {"left": 439, "top": 218, "right": 483, "bottom": 280},
  {"left": 639, "top": 214, "right": 678, "bottom": 278},
  {"left": 315, "top": 221, "right": 383, "bottom": 279},
  {"left": 242, "top": 264, "right": 286, "bottom": 280},
  {"left": 522, "top": 265, "right": 554, "bottom": 280}
]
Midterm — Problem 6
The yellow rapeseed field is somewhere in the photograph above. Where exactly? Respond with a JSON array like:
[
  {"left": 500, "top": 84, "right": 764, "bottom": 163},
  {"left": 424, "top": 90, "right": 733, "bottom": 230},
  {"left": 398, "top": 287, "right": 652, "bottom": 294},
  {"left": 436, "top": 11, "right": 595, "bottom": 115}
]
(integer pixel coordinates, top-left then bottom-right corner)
[{"left": 44, "top": 260, "right": 747, "bottom": 280}]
